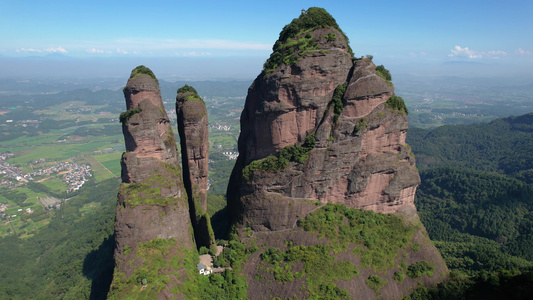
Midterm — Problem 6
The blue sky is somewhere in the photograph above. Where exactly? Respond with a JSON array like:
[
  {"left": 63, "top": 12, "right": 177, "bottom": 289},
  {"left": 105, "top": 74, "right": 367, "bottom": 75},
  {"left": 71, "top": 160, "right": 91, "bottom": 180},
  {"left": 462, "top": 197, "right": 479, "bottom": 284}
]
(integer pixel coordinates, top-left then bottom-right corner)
[{"left": 1, "top": 0, "right": 532, "bottom": 79}]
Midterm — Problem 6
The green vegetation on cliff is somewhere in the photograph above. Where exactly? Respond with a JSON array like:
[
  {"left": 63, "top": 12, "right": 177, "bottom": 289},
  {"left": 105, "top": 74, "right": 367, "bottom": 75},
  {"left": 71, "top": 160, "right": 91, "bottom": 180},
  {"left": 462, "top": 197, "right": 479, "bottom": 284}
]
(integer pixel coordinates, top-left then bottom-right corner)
[
  {"left": 177, "top": 84, "right": 198, "bottom": 95},
  {"left": 130, "top": 65, "right": 158, "bottom": 84},
  {"left": 256, "top": 204, "right": 427, "bottom": 298},
  {"left": 242, "top": 132, "right": 316, "bottom": 180},
  {"left": 259, "top": 243, "right": 359, "bottom": 295},
  {"left": 197, "top": 233, "right": 249, "bottom": 299},
  {"left": 330, "top": 82, "right": 347, "bottom": 123},
  {"left": 262, "top": 7, "right": 353, "bottom": 74},
  {"left": 119, "top": 106, "right": 142, "bottom": 123},
  {"left": 407, "top": 260, "right": 436, "bottom": 278},
  {"left": 119, "top": 162, "right": 184, "bottom": 208},
  {"left": 300, "top": 204, "right": 419, "bottom": 271},
  {"left": 177, "top": 84, "right": 205, "bottom": 104},
  {"left": 109, "top": 238, "right": 198, "bottom": 299},
  {"left": 375, "top": 64, "right": 392, "bottom": 81},
  {"left": 385, "top": 95, "right": 408, "bottom": 114},
  {"left": 366, "top": 275, "right": 387, "bottom": 294}
]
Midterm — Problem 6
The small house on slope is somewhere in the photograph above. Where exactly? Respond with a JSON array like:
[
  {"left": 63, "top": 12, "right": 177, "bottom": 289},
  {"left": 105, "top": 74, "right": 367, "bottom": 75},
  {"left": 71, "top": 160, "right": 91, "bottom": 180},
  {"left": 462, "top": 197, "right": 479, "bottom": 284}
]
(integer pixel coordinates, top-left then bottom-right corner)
[{"left": 197, "top": 263, "right": 212, "bottom": 275}]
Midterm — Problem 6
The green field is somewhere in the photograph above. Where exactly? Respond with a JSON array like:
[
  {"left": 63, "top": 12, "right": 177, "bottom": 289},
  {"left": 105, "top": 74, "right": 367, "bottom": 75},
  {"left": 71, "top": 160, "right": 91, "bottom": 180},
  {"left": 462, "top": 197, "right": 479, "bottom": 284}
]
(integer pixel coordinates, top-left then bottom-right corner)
[
  {"left": 1, "top": 119, "right": 123, "bottom": 238},
  {"left": 93, "top": 152, "right": 122, "bottom": 176},
  {"left": 81, "top": 154, "right": 120, "bottom": 182}
]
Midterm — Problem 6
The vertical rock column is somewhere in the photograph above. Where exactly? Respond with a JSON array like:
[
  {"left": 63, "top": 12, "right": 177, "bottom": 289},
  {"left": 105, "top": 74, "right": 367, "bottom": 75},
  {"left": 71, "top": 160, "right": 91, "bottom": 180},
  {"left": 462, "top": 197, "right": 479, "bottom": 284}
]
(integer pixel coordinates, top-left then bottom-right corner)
[
  {"left": 176, "top": 85, "right": 216, "bottom": 252},
  {"left": 110, "top": 66, "right": 195, "bottom": 299}
]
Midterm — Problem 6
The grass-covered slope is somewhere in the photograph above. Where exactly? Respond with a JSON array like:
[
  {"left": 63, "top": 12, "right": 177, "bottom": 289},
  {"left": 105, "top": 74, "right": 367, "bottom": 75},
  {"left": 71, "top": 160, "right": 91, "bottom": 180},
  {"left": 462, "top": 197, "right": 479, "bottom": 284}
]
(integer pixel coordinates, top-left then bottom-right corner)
[{"left": 242, "top": 204, "right": 447, "bottom": 299}]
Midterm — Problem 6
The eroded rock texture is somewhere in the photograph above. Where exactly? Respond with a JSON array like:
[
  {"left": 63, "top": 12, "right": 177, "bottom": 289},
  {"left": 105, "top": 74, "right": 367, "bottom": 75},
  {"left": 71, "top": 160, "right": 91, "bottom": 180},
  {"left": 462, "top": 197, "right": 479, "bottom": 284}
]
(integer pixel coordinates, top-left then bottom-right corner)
[
  {"left": 176, "top": 85, "right": 216, "bottom": 251},
  {"left": 228, "top": 34, "right": 418, "bottom": 232},
  {"left": 227, "top": 8, "right": 447, "bottom": 299},
  {"left": 110, "top": 67, "right": 195, "bottom": 299}
]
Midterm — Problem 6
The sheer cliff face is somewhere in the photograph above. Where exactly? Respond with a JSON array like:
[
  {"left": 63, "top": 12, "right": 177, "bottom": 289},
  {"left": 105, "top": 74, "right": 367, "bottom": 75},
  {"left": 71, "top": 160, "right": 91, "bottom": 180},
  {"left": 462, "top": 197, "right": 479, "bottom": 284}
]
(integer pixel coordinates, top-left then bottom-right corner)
[
  {"left": 176, "top": 87, "right": 216, "bottom": 250},
  {"left": 111, "top": 68, "right": 195, "bottom": 298},
  {"left": 176, "top": 91, "right": 209, "bottom": 212},
  {"left": 240, "top": 27, "right": 353, "bottom": 162},
  {"left": 227, "top": 9, "right": 446, "bottom": 299},
  {"left": 228, "top": 27, "right": 418, "bottom": 231}
]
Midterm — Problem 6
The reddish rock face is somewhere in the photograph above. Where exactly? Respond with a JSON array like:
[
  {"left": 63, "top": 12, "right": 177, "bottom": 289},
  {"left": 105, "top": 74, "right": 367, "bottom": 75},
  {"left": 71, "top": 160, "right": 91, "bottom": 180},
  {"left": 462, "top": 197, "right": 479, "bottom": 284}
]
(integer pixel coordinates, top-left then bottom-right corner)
[
  {"left": 227, "top": 8, "right": 447, "bottom": 299},
  {"left": 111, "top": 67, "right": 195, "bottom": 298},
  {"left": 176, "top": 88, "right": 216, "bottom": 250},
  {"left": 176, "top": 91, "right": 209, "bottom": 212},
  {"left": 228, "top": 29, "right": 419, "bottom": 230},
  {"left": 239, "top": 27, "right": 353, "bottom": 164},
  {"left": 227, "top": 8, "right": 446, "bottom": 299}
]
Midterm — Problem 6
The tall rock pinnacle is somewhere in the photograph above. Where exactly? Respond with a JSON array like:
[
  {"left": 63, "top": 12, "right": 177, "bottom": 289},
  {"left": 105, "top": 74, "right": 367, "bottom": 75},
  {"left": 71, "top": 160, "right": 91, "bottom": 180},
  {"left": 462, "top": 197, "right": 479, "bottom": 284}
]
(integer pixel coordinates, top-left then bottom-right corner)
[
  {"left": 228, "top": 8, "right": 418, "bottom": 230},
  {"left": 110, "top": 66, "right": 196, "bottom": 299},
  {"left": 226, "top": 8, "right": 447, "bottom": 298},
  {"left": 176, "top": 84, "right": 216, "bottom": 252}
]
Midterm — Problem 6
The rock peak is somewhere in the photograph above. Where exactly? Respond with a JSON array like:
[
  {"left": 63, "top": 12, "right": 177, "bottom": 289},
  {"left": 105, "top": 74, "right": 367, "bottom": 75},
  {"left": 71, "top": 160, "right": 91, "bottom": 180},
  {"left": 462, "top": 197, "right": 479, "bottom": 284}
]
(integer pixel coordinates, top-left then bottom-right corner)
[
  {"left": 263, "top": 7, "right": 353, "bottom": 74},
  {"left": 110, "top": 67, "right": 195, "bottom": 299},
  {"left": 226, "top": 8, "right": 447, "bottom": 298},
  {"left": 176, "top": 84, "right": 216, "bottom": 252},
  {"left": 123, "top": 65, "right": 162, "bottom": 110},
  {"left": 228, "top": 7, "right": 419, "bottom": 230}
]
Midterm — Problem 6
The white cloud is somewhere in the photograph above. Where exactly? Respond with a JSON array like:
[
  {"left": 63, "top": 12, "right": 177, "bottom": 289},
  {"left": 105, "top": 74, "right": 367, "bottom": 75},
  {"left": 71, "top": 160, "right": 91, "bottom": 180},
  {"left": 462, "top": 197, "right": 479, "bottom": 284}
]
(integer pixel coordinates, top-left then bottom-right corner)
[
  {"left": 16, "top": 48, "right": 42, "bottom": 53},
  {"left": 86, "top": 48, "right": 105, "bottom": 54},
  {"left": 449, "top": 46, "right": 481, "bottom": 59},
  {"left": 12, "top": 38, "right": 270, "bottom": 57},
  {"left": 45, "top": 46, "right": 67, "bottom": 54},
  {"left": 516, "top": 48, "right": 531, "bottom": 55},
  {"left": 16, "top": 47, "right": 67, "bottom": 54},
  {"left": 487, "top": 50, "right": 507, "bottom": 58},
  {"left": 449, "top": 45, "right": 507, "bottom": 59}
]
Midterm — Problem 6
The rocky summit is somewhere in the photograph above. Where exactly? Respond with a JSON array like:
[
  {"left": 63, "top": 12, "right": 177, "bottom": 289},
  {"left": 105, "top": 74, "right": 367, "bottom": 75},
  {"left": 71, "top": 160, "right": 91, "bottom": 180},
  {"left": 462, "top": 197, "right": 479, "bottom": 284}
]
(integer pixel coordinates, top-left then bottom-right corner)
[
  {"left": 176, "top": 84, "right": 216, "bottom": 252},
  {"left": 227, "top": 7, "right": 448, "bottom": 299},
  {"left": 228, "top": 9, "right": 418, "bottom": 230},
  {"left": 110, "top": 66, "right": 197, "bottom": 299}
]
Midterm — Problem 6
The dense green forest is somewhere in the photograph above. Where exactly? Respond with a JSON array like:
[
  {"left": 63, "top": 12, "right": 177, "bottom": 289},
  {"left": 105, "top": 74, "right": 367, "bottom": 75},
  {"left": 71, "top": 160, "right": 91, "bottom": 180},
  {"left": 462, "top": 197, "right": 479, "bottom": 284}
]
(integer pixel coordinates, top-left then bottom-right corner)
[
  {"left": 408, "top": 113, "right": 533, "bottom": 183},
  {"left": 407, "top": 113, "right": 533, "bottom": 298},
  {"left": 0, "top": 178, "right": 119, "bottom": 299}
]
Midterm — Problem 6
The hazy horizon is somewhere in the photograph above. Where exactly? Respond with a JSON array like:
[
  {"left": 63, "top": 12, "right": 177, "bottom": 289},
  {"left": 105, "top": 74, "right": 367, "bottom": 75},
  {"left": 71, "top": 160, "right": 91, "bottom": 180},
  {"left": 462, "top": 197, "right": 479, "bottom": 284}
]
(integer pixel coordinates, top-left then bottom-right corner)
[
  {"left": 1, "top": 1, "right": 532, "bottom": 82},
  {"left": 2, "top": 55, "right": 533, "bottom": 84}
]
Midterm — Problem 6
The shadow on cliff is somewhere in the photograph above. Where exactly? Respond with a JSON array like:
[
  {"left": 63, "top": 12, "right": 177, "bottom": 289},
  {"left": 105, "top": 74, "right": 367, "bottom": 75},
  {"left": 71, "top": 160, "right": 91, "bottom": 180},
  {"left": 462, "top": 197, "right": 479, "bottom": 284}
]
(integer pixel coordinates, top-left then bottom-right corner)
[
  {"left": 83, "top": 234, "right": 115, "bottom": 300},
  {"left": 211, "top": 206, "right": 230, "bottom": 240}
]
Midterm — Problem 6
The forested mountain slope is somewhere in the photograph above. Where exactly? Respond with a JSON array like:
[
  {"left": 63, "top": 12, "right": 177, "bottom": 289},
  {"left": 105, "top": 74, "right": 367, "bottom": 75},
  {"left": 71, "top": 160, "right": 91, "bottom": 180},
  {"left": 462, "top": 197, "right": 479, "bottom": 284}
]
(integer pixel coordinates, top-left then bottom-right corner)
[
  {"left": 407, "top": 113, "right": 533, "bottom": 298},
  {"left": 408, "top": 113, "right": 533, "bottom": 183}
]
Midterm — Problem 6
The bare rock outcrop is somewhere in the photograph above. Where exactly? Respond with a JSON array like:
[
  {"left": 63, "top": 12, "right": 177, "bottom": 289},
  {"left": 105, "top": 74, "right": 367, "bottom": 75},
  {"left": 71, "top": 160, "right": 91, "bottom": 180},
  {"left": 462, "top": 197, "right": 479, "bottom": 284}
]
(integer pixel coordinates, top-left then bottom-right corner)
[
  {"left": 227, "top": 7, "right": 447, "bottom": 299},
  {"left": 110, "top": 66, "right": 195, "bottom": 299},
  {"left": 176, "top": 85, "right": 216, "bottom": 251},
  {"left": 228, "top": 27, "right": 416, "bottom": 230}
]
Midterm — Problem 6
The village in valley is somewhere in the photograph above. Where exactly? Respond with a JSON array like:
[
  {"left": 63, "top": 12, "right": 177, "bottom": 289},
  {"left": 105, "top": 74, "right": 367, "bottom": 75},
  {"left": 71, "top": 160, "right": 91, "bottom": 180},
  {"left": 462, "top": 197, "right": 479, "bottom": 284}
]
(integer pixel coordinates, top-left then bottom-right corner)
[
  {"left": 1, "top": 152, "right": 92, "bottom": 192},
  {"left": 0, "top": 152, "right": 93, "bottom": 221}
]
